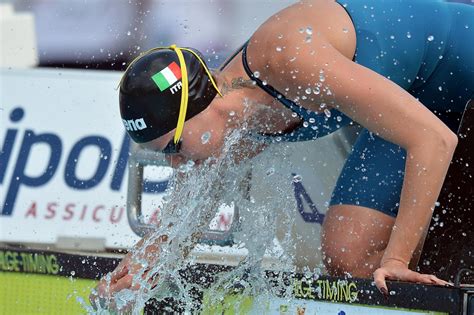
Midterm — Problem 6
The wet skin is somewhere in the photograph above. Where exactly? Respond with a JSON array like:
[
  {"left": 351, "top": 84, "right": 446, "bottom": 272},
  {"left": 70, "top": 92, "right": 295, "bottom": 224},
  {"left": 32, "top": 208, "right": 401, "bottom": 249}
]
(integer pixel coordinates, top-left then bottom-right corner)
[{"left": 92, "top": 0, "right": 457, "bottom": 306}]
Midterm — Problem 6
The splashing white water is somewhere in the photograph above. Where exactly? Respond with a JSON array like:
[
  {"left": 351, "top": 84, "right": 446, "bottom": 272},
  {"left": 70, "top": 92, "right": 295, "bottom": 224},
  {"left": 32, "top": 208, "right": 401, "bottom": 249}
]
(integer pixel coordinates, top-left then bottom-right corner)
[{"left": 87, "top": 119, "right": 299, "bottom": 314}]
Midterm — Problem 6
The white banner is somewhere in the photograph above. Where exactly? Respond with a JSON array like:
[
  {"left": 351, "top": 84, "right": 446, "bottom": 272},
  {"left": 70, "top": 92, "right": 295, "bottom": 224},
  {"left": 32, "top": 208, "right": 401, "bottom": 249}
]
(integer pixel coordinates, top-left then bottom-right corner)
[{"left": 0, "top": 68, "right": 158, "bottom": 248}]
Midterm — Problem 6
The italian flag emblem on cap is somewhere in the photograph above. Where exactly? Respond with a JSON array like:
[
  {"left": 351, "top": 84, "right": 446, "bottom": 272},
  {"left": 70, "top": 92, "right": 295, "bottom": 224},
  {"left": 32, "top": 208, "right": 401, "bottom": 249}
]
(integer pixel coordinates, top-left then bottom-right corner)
[{"left": 151, "top": 62, "right": 182, "bottom": 91}]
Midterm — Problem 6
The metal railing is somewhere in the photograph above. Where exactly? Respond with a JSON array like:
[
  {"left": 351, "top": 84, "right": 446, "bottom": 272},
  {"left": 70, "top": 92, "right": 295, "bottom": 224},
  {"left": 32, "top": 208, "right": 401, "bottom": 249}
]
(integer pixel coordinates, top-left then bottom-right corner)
[{"left": 126, "top": 142, "right": 243, "bottom": 246}]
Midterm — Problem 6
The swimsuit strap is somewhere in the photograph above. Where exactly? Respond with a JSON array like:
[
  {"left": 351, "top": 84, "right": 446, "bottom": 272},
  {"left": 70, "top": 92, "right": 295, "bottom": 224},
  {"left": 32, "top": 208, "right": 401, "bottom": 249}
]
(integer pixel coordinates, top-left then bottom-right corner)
[
  {"left": 241, "top": 41, "right": 352, "bottom": 143},
  {"left": 241, "top": 41, "right": 309, "bottom": 119},
  {"left": 219, "top": 42, "right": 246, "bottom": 71}
]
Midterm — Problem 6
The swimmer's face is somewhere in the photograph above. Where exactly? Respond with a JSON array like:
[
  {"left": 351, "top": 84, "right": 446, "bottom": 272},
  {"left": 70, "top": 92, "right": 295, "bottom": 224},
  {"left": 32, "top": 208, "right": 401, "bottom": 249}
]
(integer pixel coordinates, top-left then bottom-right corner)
[{"left": 140, "top": 105, "right": 227, "bottom": 167}]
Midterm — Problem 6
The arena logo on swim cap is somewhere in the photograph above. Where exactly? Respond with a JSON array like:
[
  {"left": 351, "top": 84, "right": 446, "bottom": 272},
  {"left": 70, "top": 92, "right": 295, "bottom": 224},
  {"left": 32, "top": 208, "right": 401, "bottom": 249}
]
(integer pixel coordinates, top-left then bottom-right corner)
[
  {"left": 151, "top": 62, "right": 182, "bottom": 94},
  {"left": 122, "top": 118, "right": 147, "bottom": 131}
]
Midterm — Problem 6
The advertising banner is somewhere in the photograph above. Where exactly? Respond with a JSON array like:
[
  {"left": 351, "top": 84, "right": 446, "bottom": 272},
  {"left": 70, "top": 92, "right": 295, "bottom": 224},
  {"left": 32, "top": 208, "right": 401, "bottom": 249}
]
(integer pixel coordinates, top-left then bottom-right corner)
[{"left": 0, "top": 68, "right": 155, "bottom": 248}]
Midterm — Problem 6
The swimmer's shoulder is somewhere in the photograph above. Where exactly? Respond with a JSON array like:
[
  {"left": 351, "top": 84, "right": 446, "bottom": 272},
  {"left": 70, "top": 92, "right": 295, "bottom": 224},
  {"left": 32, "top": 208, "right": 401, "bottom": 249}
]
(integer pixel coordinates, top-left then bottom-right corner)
[{"left": 247, "top": 0, "right": 356, "bottom": 79}]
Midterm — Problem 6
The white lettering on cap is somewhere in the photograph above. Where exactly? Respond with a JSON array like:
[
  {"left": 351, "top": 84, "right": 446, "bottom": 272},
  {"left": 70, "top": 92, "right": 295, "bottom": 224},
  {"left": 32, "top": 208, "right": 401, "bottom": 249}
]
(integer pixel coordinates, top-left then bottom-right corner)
[
  {"left": 170, "top": 81, "right": 183, "bottom": 95},
  {"left": 122, "top": 118, "right": 148, "bottom": 131}
]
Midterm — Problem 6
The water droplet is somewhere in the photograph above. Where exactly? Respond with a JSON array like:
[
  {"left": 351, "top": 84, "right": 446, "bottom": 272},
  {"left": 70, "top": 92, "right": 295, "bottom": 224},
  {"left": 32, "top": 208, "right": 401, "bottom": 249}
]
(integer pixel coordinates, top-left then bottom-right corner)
[
  {"left": 278, "top": 34, "right": 284, "bottom": 39},
  {"left": 313, "top": 87, "right": 320, "bottom": 95},
  {"left": 305, "top": 88, "right": 312, "bottom": 94},
  {"left": 427, "top": 35, "right": 435, "bottom": 41},
  {"left": 303, "top": 121, "right": 309, "bottom": 128},
  {"left": 465, "top": 24, "right": 469, "bottom": 29},
  {"left": 336, "top": 116, "right": 343, "bottom": 122},
  {"left": 390, "top": 35, "right": 395, "bottom": 40},
  {"left": 187, "top": 160, "right": 196, "bottom": 168},
  {"left": 309, "top": 118, "right": 316, "bottom": 124},
  {"left": 438, "top": 86, "right": 443, "bottom": 91},
  {"left": 319, "top": 72, "right": 326, "bottom": 82},
  {"left": 266, "top": 167, "right": 275, "bottom": 176},
  {"left": 324, "top": 109, "right": 331, "bottom": 118},
  {"left": 229, "top": 111, "right": 235, "bottom": 116},
  {"left": 292, "top": 174, "right": 303, "bottom": 183},
  {"left": 201, "top": 131, "right": 211, "bottom": 144},
  {"left": 342, "top": 28, "right": 348, "bottom": 33},
  {"left": 406, "top": 32, "right": 412, "bottom": 39},
  {"left": 435, "top": 201, "right": 440, "bottom": 207},
  {"left": 262, "top": 80, "right": 268, "bottom": 86},
  {"left": 291, "top": 112, "right": 298, "bottom": 118},
  {"left": 126, "top": 31, "right": 131, "bottom": 36},
  {"left": 298, "top": 28, "right": 305, "bottom": 33},
  {"left": 253, "top": 71, "right": 260, "bottom": 78},
  {"left": 306, "top": 27, "right": 313, "bottom": 35},
  {"left": 289, "top": 56, "right": 297, "bottom": 62}
]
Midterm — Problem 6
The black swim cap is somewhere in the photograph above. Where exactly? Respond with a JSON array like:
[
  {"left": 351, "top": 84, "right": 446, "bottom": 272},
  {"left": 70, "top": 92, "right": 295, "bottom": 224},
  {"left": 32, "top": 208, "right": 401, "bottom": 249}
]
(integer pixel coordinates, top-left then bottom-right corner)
[{"left": 119, "top": 46, "right": 220, "bottom": 143}]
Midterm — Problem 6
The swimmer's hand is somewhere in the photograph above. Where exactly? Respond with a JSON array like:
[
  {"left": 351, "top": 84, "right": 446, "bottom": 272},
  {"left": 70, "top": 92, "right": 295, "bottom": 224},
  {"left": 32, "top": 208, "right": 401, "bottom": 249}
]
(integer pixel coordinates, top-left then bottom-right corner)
[
  {"left": 373, "top": 258, "right": 453, "bottom": 295},
  {"left": 89, "top": 254, "right": 145, "bottom": 312},
  {"left": 89, "top": 235, "right": 166, "bottom": 311},
  {"left": 92, "top": 255, "right": 140, "bottom": 297}
]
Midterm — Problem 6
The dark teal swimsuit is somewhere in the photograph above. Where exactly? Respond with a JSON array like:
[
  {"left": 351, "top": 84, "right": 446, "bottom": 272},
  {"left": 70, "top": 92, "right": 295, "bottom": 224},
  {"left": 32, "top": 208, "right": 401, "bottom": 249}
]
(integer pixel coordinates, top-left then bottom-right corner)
[{"left": 241, "top": 0, "right": 474, "bottom": 217}]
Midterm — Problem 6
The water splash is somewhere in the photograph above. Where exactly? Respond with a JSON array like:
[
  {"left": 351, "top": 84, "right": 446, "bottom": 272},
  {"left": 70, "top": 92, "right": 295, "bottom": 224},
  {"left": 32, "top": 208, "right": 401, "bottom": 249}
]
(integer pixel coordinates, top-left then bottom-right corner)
[{"left": 88, "top": 118, "right": 299, "bottom": 313}]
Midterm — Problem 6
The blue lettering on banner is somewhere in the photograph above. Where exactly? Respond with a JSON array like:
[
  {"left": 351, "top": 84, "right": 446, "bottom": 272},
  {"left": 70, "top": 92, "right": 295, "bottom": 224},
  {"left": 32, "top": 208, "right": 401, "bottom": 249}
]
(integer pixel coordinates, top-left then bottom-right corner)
[
  {"left": 110, "top": 133, "right": 130, "bottom": 191},
  {"left": 0, "top": 107, "right": 169, "bottom": 216},
  {"left": 0, "top": 108, "right": 24, "bottom": 184},
  {"left": 65, "top": 136, "right": 112, "bottom": 189},
  {"left": 3, "top": 130, "right": 62, "bottom": 216},
  {"left": 292, "top": 173, "right": 325, "bottom": 224}
]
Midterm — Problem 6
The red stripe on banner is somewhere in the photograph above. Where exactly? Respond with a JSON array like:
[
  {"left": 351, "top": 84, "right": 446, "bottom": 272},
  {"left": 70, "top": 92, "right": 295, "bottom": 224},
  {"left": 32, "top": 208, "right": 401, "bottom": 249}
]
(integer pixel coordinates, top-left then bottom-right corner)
[{"left": 168, "top": 62, "right": 182, "bottom": 80}]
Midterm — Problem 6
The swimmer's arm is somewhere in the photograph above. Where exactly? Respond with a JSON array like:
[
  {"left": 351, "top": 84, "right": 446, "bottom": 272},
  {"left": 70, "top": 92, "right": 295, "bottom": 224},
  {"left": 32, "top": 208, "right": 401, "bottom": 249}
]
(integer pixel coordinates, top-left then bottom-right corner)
[{"left": 268, "top": 36, "right": 457, "bottom": 285}]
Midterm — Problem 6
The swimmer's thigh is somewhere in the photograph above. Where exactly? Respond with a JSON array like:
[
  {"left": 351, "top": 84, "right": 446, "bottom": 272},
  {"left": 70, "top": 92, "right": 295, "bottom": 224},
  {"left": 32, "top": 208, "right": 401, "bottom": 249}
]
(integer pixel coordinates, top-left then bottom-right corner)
[{"left": 322, "top": 129, "right": 407, "bottom": 276}]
